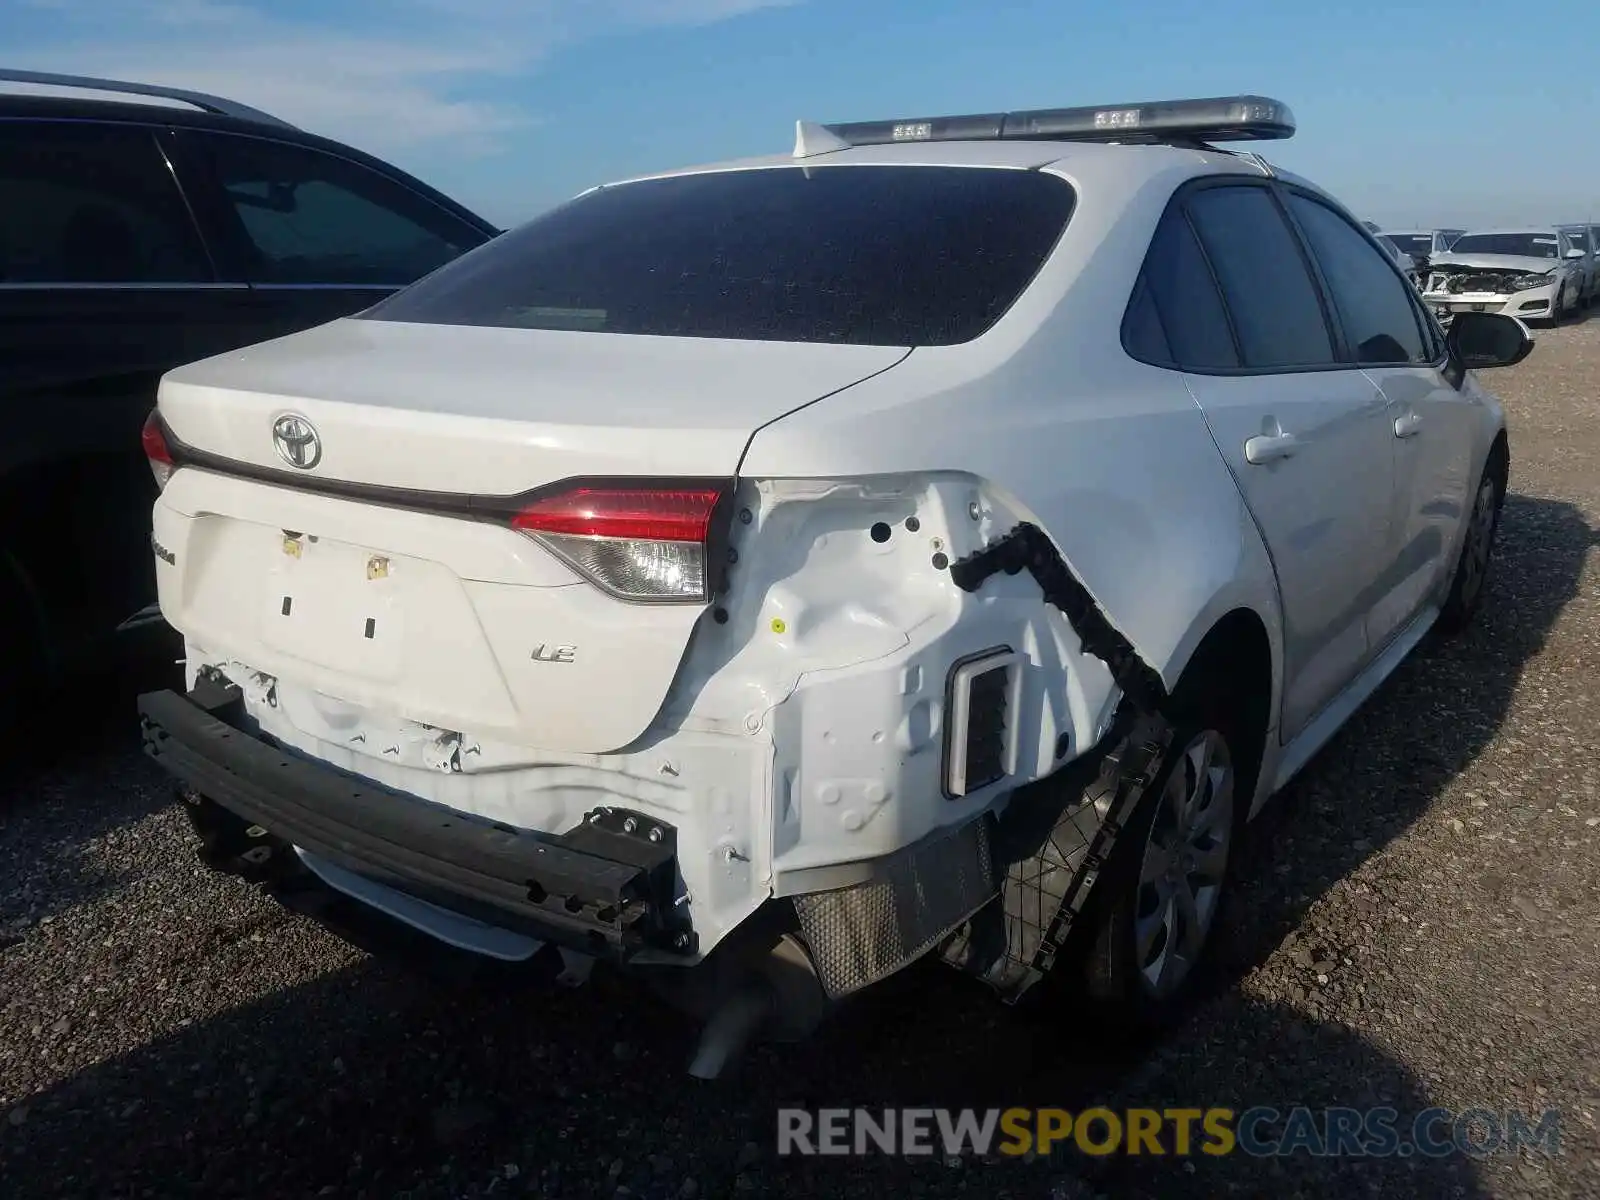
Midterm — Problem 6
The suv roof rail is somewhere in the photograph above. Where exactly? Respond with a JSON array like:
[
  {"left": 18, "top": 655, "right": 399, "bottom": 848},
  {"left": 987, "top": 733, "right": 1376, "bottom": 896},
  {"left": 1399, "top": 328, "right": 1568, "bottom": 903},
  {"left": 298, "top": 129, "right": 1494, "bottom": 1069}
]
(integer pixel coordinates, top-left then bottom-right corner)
[
  {"left": 795, "top": 94, "right": 1294, "bottom": 158},
  {"left": 0, "top": 67, "right": 296, "bottom": 129}
]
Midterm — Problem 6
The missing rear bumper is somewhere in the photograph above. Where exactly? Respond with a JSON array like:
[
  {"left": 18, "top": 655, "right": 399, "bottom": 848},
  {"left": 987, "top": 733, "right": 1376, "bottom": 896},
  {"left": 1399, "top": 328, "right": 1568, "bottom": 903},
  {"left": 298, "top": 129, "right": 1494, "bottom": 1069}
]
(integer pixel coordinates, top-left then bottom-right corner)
[{"left": 138, "top": 680, "right": 696, "bottom": 962}]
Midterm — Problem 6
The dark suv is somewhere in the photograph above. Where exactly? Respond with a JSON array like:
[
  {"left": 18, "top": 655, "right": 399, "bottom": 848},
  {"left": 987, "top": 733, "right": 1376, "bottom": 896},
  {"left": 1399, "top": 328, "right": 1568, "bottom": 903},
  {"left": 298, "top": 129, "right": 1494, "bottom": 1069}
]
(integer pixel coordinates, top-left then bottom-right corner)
[{"left": 0, "top": 70, "right": 499, "bottom": 706}]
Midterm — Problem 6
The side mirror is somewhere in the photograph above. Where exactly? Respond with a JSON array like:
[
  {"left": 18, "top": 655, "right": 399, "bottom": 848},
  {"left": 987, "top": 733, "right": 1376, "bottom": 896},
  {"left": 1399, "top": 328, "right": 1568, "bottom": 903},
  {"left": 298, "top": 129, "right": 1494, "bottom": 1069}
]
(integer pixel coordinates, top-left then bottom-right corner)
[
  {"left": 1447, "top": 311, "right": 1534, "bottom": 369},
  {"left": 1565, "top": 247, "right": 1586, "bottom": 259}
]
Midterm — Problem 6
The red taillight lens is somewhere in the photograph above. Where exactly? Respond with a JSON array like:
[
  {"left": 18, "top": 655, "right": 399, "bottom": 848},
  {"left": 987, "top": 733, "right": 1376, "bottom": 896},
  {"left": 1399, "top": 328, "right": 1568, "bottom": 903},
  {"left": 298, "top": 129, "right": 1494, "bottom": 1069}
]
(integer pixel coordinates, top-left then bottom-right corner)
[
  {"left": 510, "top": 482, "right": 728, "bottom": 603},
  {"left": 141, "top": 410, "right": 175, "bottom": 490}
]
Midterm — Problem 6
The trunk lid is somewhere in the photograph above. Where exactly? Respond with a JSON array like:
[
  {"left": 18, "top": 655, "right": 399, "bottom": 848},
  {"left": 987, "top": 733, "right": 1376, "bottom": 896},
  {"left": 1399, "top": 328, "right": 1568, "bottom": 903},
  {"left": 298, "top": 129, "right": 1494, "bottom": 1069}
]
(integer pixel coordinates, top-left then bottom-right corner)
[
  {"left": 157, "top": 317, "right": 909, "bottom": 495},
  {"left": 153, "top": 319, "right": 909, "bottom": 753}
]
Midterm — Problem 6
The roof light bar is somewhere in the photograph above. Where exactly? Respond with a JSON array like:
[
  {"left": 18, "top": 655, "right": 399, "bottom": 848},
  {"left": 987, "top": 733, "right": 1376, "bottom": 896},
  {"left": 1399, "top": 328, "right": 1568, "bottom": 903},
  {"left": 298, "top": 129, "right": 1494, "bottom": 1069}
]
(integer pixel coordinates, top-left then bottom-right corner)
[{"left": 812, "top": 95, "right": 1294, "bottom": 153}]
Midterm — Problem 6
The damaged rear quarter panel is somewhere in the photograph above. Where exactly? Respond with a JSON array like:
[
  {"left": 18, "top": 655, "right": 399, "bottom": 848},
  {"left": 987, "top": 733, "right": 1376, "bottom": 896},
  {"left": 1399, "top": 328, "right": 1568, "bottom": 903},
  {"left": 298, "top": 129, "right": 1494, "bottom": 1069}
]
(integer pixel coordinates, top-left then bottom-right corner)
[{"left": 737, "top": 164, "right": 1285, "bottom": 750}]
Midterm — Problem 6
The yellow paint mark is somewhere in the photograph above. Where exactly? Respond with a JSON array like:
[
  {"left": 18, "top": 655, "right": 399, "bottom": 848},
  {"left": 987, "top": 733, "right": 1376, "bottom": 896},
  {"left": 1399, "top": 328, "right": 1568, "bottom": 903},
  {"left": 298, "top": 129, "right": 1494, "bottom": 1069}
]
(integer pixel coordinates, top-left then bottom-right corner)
[{"left": 770, "top": 617, "right": 787, "bottom": 635}]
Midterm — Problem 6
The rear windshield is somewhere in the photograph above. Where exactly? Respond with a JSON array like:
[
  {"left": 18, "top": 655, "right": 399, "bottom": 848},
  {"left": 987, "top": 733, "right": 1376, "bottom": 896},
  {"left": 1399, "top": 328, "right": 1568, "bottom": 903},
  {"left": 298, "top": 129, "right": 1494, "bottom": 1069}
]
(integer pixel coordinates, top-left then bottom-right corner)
[
  {"left": 1450, "top": 233, "right": 1559, "bottom": 259},
  {"left": 361, "top": 165, "right": 1076, "bottom": 346}
]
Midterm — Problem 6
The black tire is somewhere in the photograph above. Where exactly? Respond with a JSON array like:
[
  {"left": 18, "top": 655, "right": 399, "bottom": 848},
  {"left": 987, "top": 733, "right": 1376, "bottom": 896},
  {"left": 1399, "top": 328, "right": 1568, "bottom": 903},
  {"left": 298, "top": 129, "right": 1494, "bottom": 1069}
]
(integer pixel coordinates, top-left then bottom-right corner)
[
  {"left": 1437, "top": 458, "right": 1505, "bottom": 635},
  {"left": 1079, "top": 692, "right": 1245, "bottom": 1030},
  {"left": 1550, "top": 288, "right": 1565, "bottom": 327}
]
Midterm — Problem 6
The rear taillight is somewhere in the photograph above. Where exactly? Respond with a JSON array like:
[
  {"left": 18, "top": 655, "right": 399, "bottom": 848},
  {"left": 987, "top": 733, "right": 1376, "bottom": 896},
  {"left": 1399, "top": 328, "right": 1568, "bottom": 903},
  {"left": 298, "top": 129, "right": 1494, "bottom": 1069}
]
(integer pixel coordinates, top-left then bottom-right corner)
[
  {"left": 141, "top": 410, "right": 175, "bottom": 491},
  {"left": 510, "top": 481, "right": 730, "bottom": 603}
]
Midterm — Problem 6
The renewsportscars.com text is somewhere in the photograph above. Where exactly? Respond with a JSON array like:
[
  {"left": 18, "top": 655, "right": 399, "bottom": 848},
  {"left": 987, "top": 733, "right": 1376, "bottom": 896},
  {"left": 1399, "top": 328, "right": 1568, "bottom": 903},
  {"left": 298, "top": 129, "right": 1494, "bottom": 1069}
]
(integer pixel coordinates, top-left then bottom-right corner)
[{"left": 776, "top": 1106, "right": 1562, "bottom": 1159}]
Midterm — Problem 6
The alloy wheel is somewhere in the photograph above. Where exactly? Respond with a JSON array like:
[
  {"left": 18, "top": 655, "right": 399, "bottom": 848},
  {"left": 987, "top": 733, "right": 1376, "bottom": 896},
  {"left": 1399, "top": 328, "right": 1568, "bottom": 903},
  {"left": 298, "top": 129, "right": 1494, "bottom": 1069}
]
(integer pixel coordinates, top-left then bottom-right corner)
[{"left": 1134, "top": 729, "right": 1234, "bottom": 998}]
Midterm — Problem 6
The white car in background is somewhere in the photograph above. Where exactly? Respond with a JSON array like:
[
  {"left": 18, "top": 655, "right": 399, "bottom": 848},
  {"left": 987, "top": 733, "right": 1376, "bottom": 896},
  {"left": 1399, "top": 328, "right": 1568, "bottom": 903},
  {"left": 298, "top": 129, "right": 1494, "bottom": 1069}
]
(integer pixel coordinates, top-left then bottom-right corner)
[
  {"left": 135, "top": 94, "right": 1528, "bottom": 1075},
  {"left": 1556, "top": 225, "right": 1597, "bottom": 304},
  {"left": 1423, "top": 229, "right": 1586, "bottom": 325}
]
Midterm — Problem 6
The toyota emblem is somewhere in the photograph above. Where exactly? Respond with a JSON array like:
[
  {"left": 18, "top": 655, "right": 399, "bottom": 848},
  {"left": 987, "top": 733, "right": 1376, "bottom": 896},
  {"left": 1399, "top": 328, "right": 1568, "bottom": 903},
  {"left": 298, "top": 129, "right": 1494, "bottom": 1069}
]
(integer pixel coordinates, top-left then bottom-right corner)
[{"left": 272, "top": 413, "right": 322, "bottom": 470}]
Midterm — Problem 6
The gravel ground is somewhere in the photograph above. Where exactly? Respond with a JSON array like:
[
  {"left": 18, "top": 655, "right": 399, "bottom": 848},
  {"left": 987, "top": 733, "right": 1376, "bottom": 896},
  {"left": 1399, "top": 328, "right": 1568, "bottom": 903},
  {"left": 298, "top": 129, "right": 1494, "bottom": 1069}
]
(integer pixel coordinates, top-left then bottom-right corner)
[{"left": 4, "top": 316, "right": 1599, "bottom": 1199}]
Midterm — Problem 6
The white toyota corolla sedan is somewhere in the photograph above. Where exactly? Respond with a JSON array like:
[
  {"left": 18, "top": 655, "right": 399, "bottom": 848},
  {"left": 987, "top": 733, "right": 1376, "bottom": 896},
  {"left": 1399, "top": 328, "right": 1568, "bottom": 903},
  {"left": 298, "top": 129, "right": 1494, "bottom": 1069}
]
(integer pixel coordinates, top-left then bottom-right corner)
[{"left": 136, "top": 95, "right": 1528, "bottom": 1076}]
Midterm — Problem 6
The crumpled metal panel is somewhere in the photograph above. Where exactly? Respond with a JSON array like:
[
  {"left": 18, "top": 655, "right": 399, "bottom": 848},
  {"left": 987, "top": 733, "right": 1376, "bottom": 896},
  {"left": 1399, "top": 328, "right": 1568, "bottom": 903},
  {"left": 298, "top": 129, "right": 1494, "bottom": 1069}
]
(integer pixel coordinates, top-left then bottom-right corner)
[
  {"left": 792, "top": 817, "right": 995, "bottom": 999},
  {"left": 938, "top": 711, "right": 1174, "bottom": 1001}
]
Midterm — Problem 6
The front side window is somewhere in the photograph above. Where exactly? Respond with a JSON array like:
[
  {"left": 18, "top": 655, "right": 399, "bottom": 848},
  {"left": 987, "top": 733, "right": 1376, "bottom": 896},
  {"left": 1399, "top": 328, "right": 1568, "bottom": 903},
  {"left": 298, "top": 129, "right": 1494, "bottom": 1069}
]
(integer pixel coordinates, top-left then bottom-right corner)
[
  {"left": 1286, "top": 194, "right": 1430, "bottom": 365},
  {"left": 0, "top": 121, "right": 211, "bottom": 284},
  {"left": 363, "top": 165, "right": 1077, "bottom": 346},
  {"left": 1184, "top": 186, "right": 1335, "bottom": 370},
  {"left": 195, "top": 133, "right": 484, "bottom": 286}
]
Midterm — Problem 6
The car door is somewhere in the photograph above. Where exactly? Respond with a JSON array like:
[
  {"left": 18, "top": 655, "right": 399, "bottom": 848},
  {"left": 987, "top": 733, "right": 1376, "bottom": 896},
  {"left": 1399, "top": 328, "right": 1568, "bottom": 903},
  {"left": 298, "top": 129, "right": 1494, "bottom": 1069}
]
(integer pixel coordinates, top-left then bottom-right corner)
[
  {"left": 1280, "top": 190, "right": 1477, "bottom": 653},
  {"left": 0, "top": 117, "right": 254, "bottom": 642},
  {"left": 1159, "top": 182, "right": 1398, "bottom": 742},
  {"left": 166, "top": 129, "right": 492, "bottom": 341}
]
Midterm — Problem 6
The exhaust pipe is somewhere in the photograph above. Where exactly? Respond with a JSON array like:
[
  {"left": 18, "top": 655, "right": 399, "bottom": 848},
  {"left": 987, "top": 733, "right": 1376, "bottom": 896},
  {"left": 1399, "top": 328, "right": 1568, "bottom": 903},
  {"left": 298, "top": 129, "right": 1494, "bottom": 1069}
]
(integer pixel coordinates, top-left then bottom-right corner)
[
  {"left": 688, "top": 986, "right": 773, "bottom": 1079},
  {"left": 684, "top": 932, "right": 831, "bottom": 1080}
]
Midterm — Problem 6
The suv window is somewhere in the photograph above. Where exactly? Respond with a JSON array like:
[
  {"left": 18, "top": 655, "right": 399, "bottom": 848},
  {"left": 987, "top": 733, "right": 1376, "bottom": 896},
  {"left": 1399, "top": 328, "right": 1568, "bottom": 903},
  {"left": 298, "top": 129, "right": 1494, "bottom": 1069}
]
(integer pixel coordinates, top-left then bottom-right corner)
[
  {"left": 0, "top": 121, "right": 212, "bottom": 284},
  {"left": 1185, "top": 185, "right": 1335, "bottom": 370},
  {"left": 1126, "top": 207, "right": 1240, "bottom": 369},
  {"left": 195, "top": 133, "right": 482, "bottom": 286},
  {"left": 1285, "top": 194, "right": 1430, "bottom": 365},
  {"left": 362, "top": 165, "right": 1077, "bottom": 346}
]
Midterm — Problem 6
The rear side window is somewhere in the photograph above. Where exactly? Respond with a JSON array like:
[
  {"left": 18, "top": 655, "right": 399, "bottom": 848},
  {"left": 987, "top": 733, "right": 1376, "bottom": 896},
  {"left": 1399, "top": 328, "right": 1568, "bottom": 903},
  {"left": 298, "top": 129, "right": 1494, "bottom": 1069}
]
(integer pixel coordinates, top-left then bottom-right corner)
[
  {"left": 0, "top": 121, "right": 212, "bottom": 284},
  {"left": 1122, "top": 275, "right": 1173, "bottom": 364},
  {"left": 1185, "top": 186, "right": 1335, "bottom": 370},
  {"left": 1285, "top": 194, "right": 1430, "bottom": 365},
  {"left": 193, "top": 133, "right": 484, "bottom": 286},
  {"left": 1127, "top": 207, "right": 1240, "bottom": 369},
  {"left": 363, "top": 165, "right": 1076, "bottom": 346}
]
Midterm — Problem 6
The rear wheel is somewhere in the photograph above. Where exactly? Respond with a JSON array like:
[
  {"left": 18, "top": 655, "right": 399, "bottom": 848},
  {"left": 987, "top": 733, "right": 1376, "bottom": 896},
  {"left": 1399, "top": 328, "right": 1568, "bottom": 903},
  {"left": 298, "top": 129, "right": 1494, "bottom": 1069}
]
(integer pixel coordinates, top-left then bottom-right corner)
[
  {"left": 1081, "top": 702, "right": 1242, "bottom": 1028},
  {"left": 1437, "top": 460, "right": 1504, "bottom": 634}
]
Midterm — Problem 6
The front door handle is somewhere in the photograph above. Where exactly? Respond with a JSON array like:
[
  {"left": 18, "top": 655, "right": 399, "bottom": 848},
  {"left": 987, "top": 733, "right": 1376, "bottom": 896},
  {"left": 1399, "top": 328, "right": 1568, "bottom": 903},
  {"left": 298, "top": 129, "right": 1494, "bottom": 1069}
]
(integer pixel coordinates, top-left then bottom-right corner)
[
  {"left": 1393, "top": 410, "right": 1423, "bottom": 438},
  {"left": 1244, "top": 431, "right": 1299, "bottom": 465}
]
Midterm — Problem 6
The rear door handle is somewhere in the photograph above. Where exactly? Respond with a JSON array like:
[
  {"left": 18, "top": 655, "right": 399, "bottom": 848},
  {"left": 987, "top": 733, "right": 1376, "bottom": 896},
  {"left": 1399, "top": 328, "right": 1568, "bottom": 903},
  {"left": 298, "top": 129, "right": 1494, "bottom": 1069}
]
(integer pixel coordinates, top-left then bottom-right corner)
[
  {"left": 1244, "top": 431, "right": 1299, "bottom": 465},
  {"left": 1393, "top": 410, "right": 1423, "bottom": 438}
]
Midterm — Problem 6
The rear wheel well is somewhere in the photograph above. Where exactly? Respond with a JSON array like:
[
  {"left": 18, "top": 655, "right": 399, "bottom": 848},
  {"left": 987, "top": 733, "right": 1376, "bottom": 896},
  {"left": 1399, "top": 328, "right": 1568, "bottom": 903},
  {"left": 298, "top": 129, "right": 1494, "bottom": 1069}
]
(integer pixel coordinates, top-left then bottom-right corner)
[{"left": 1166, "top": 608, "right": 1273, "bottom": 816}]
